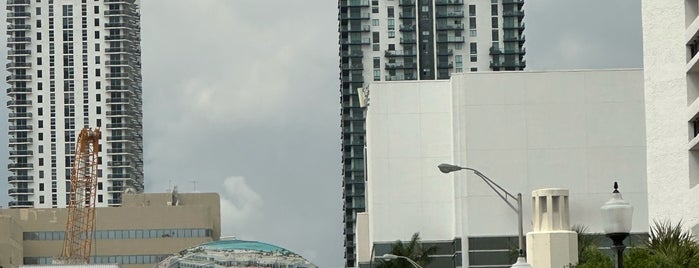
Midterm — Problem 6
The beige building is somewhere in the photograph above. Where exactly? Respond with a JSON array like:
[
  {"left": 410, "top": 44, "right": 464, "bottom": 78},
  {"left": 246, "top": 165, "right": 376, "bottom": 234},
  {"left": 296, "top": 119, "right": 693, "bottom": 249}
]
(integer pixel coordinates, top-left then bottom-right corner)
[{"left": 0, "top": 192, "right": 221, "bottom": 268}]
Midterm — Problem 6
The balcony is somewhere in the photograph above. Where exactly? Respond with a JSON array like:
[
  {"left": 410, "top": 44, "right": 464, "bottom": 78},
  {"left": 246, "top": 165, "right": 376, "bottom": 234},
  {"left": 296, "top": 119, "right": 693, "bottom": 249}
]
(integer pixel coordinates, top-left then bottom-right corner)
[
  {"left": 6, "top": 75, "right": 32, "bottom": 81},
  {"left": 385, "top": 75, "right": 417, "bottom": 81},
  {"left": 7, "top": 62, "right": 31, "bottom": 68},
  {"left": 503, "top": 10, "right": 525, "bottom": 17},
  {"left": 7, "top": 12, "right": 30, "bottom": 18},
  {"left": 436, "top": 36, "right": 465, "bottom": 43},
  {"left": 437, "top": 49, "right": 454, "bottom": 56},
  {"left": 8, "top": 112, "right": 32, "bottom": 118},
  {"left": 8, "top": 125, "right": 32, "bottom": 131},
  {"left": 105, "top": 35, "right": 126, "bottom": 40},
  {"left": 341, "top": 37, "right": 371, "bottom": 45},
  {"left": 400, "top": 24, "right": 415, "bottom": 32},
  {"left": 341, "top": 63, "right": 364, "bottom": 70},
  {"left": 9, "top": 201, "right": 34, "bottom": 207},
  {"left": 106, "top": 110, "right": 132, "bottom": 116},
  {"left": 106, "top": 72, "right": 129, "bottom": 78},
  {"left": 436, "top": 23, "right": 464, "bottom": 30},
  {"left": 8, "top": 163, "right": 33, "bottom": 169},
  {"left": 490, "top": 60, "right": 526, "bottom": 69},
  {"left": 106, "top": 123, "right": 134, "bottom": 129},
  {"left": 107, "top": 135, "right": 134, "bottom": 141},
  {"left": 437, "top": 61, "right": 454, "bottom": 69},
  {"left": 106, "top": 85, "right": 129, "bottom": 91},
  {"left": 384, "top": 62, "right": 417, "bottom": 70},
  {"left": 7, "top": 24, "right": 31, "bottom": 31},
  {"left": 435, "top": 11, "right": 464, "bottom": 18},
  {"left": 502, "top": 0, "right": 525, "bottom": 5},
  {"left": 341, "top": 76, "right": 364, "bottom": 83},
  {"left": 9, "top": 137, "right": 32, "bottom": 143},
  {"left": 503, "top": 22, "right": 525, "bottom": 30},
  {"left": 400, "top": 37, "right": 417, "bottom": 44},
  {"left": 399, "top": 0, "right": 415, "bottom": 6},
  {"left": 7, "top": 0, "right": 31, "bottom": 5},
  {"left": 399, "top": 12, "right": 416, "bottom": 19},
  {"left": 104, "top": 9, "right": 131, "bottom": 16},
  {"left": 435, "top": 0, "right": 464, "bottom": 5},
  {"left": 107, "top": 186, "right": 124, "bottom": 192},
  {"left": 7, "top": 100, "right": 32, "bottom": 106},
  {"left": 340, "top": 13, "right": 370, "bottom": 20},
  {"left": 340, "top": 25, "right": 370, "bottom": 32},
  {"left": 105, "top": 60, "right": 129, "bottom": 65},
  {"left": 8, "top": 188, "right": 34, "bottom": 195},
  {"left": 503, "top": 35, "right": 526, "bottom": 43},
  {"left": 7, "top": 37, "right": 30, "bottom": 43},
  {"left": 339, "top": 0, "right": 370, "bottom": 7},
  {"left": 105, "top": 47, "right": 131, "bottom": 53},
  {"left": 107, "top": 161, "right": 131, "bottom": 167},
  {"left": 490, "top": 47, "right": 526, "bottom": 55},
  {"left": 8, "top": 49, "right": 31, "bottom": 56},
  {"left": 385, "top": 50, "right": 417, "bottom": 57},
  {"left": 341, "top": 50, "right": 363, "bottom": 58},
  {"left": 7, "top": 87, "right": 32, "bottom": 94},
  {"left": 108, "top": 173, "right": 131, "bottom": 179},
  {"left": 8, "top": 175, "right": 33, "bottom": 182}
]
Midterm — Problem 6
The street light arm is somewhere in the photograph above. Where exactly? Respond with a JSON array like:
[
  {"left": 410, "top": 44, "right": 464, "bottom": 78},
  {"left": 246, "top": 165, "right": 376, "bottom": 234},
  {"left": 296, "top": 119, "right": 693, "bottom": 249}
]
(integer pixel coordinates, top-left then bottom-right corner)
[
  {"left": 397, "top": 256, "right": 425, "bottom": 268},
  {"left": 466, "top": 168, "right": 519, "bottom": 213}
]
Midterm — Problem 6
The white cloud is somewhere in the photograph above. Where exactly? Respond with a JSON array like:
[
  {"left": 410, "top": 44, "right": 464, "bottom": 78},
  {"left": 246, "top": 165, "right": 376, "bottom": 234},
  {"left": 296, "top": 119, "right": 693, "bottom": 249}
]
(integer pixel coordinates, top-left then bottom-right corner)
[{"left": 219, "top": 176, "right": 263, "bottom": 236}]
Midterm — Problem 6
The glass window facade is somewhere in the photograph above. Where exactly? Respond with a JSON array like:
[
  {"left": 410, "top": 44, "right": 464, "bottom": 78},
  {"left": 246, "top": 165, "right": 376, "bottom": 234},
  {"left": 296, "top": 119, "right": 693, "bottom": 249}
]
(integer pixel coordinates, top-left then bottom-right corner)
[{"left": 23, "top": 228, "right": 213, "bottom": 240}]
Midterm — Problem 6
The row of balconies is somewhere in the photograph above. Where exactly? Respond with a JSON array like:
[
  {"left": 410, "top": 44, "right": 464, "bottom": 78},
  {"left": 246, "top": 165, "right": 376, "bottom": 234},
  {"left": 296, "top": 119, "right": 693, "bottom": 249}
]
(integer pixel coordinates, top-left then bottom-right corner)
[
  {"left": 7, "top": 87, "right": 31, "bottom": 94},
  {"left": 8, "top": 112, "right": 32, "bottom": 118}
]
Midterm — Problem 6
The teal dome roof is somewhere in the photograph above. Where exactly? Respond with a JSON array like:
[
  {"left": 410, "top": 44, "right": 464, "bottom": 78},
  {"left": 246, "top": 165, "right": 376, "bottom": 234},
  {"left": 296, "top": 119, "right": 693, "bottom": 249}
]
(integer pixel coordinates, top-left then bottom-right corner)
[{"left": 200, "top": 239, "right": 292, "bottom": 254}]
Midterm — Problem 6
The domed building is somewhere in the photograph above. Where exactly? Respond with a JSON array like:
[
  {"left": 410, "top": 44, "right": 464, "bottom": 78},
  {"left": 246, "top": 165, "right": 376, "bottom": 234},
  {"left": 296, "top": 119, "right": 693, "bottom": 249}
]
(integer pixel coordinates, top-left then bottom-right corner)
[{"left": 157, "top": 238, "right": 318, "bottom": 268}]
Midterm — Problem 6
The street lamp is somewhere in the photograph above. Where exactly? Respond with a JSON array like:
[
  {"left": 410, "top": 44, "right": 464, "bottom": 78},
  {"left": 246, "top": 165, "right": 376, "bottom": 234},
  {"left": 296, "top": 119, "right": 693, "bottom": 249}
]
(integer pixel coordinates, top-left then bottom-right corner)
[
  {"left": 438, "top": 163, "right": 529, "bottom": 267},
  {"left": 601, "top": 182, "right": 633, "bottom": 268},
  {"left": 377, "top": 254, "right": 424, "bottom": 268}
]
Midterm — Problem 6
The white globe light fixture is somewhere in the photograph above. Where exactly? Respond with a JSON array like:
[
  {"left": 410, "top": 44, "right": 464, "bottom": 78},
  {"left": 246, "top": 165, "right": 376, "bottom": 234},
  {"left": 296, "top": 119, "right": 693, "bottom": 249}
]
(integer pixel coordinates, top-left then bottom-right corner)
[{"left": 600, "top": 182, "right": 634, "bottom": 268}]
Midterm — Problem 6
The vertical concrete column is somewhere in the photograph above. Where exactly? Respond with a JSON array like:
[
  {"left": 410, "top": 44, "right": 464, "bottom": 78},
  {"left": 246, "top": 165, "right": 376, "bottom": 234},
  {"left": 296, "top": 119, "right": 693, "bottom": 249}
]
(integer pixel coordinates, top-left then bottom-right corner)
[{"left": 526, "top": 189, "right": 578, "bottom": 268}]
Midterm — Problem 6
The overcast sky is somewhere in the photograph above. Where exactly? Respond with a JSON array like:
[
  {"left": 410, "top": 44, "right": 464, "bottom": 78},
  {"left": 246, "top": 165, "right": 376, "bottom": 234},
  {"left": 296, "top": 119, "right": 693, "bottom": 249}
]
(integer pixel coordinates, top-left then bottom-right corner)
[{"left": 0, "top": 1, "right": 642, "bottom": 267}]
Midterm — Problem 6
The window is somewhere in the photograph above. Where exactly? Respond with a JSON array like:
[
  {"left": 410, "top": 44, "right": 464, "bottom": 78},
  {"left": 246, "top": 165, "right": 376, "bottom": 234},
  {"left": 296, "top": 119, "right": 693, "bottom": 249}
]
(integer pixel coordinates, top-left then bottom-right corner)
[
  {"left": 40, "top": 196, "right": 45, "bottom": 204},
  {"left": 470, "top": 29, "right": 477, "bottom": 37},
  {"left": 470, "top": 42, "right": 477, "bottom": 54},
  {"left": 388, "top": 31, "right": 395, "bottom": 38},
  {"left": 373, "top": 32, "right": 379, "bottom": 43},
  {"left": 491, "top": 17, "right": 498, "bottom": 28},
  {"left": 470, "top": 17, "right": 476, "bottom": 29},
  {"left": 37, "top": 20, "right": 41, "bottom": 28},
  {"left": 388, "top": 6, "right": 394, "bottom": 17},
  {"left": 374, "top": 70, "right": 380, "bottom": 81},
  {"left": 471, "top": 67, "right": 478, "bottom": 72},
  {"left": 388, "top": 19, "right": 395, "bottom": 30},
  {"left": 39, "top": 158, "right": 44, "bottom": 166},
  {"left": 94, "top": 6, "right": 99, "bottom": 14},
  {"left": 469, "top": 5, "right": 476, "bottom": 16},
  {"left": 492, "top": 30, "right": 499, "bottom": 41},
  {"left": 36, "top": 7, "right": 41, "bottom": 15},
  {"left": 372, "top": 19, "right": 379, "bottom": 26},
  {"left": 471, "top": 55, "right": 477, "bottom": 62},
  {"left": 491, "top": 4, "right": 498, "bottom": 16}
]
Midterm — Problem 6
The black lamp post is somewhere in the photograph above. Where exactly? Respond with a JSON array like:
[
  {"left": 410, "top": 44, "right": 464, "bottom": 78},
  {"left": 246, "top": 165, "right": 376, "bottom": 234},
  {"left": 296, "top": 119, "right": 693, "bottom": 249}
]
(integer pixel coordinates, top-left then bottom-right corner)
[{"left": 600, "top": 182, "right": 634, "bottom": 268}]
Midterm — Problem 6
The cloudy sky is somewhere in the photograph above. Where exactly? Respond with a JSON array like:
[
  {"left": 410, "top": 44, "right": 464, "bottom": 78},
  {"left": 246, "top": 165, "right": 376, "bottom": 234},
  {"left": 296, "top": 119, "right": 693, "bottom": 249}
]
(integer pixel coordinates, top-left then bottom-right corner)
[{"left": 0, "top": 0, "right": 642, "bottom": 267}]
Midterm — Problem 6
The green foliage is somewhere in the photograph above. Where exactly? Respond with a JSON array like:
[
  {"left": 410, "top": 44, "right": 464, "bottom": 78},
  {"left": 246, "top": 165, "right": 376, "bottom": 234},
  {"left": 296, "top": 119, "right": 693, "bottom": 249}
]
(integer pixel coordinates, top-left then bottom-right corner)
[
  {"left": 624, "top": 220, "right": 699, "bottom": 268},
  {"left": 569, "top": 225, "right": 612, "bottom": 268},
  {"left": 377, "top": 232, "right": 437, "bottom": 268}
]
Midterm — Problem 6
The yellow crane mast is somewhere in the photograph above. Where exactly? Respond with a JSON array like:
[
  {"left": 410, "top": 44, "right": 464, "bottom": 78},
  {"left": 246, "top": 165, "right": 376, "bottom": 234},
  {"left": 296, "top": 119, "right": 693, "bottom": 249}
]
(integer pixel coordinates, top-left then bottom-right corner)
[{"left": 57, "top": 127, "right": 101, "bottom": 264}]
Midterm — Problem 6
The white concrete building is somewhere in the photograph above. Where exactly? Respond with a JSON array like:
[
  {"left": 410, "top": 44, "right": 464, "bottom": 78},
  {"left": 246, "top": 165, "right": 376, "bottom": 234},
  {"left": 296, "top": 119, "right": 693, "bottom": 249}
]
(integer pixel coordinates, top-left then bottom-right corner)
[
  {"left": 642, "top": 0, "right": 699, "bottom": 233},
  {"left": 358, "top": 70, "right": 648, "bottom": 268},
  {"left": 339, "top": 1, "right": 526, "bottom": 264},
  {"left": 6, "top": 0, "right": 144, "bottom": 208}
]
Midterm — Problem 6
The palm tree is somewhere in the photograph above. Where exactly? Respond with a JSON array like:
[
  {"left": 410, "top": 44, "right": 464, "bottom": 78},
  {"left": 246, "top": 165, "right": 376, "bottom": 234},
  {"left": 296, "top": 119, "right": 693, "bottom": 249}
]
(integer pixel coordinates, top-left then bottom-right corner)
[{"left": 377, "top": 232, "right": 437, "bottom": 268}]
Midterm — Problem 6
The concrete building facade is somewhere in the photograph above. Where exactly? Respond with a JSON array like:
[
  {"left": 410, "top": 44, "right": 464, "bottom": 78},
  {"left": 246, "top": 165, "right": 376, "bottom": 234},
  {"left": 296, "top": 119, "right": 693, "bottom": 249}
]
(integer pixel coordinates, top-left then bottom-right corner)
[
  {"left": 6, "top": 0, "right": 145, "bottom": 208},
  {"left": 358, "top": 70, "right": 648, "bottom": 268},
  {"left": 641, "top": 0, "right": 699, "bottom": 233},
  {"left": 0, "top": 193, "right": 221, "bottom": 268},
  {"left": 339, "top": 1, "right": 526, "bottom": 265}
]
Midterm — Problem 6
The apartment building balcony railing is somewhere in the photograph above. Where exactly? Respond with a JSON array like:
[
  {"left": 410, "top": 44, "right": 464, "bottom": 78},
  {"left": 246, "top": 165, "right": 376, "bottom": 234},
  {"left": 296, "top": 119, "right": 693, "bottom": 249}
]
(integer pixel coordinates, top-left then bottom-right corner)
[
  {"left": 437, "top": 49, "right": 454, "bottom": 55},
  {"left": 106, "top": 72, "right": 129, "bottom": 78},
  {"left": 8, "top": 175, "right": 33, "bottom": 182},
  {"left": 437, "top": 61, "right": 454, "bottom": 69},
  {"left": 436, "top": 36, "right": 465, "bottom": 43},
  {"left": 105, "top": 60, "right": 129, "bottom": 65},
  {"left": 341, "top": 37, "right": 371, "bottom": 45},
  {"left": 339, "top": 13, "right": 371, "bottom": 20},
  {"left": 7, "top": 100, "right": 32, "bottom": 106},
  {"left": 7, "top": 24, "right": 31, "bottom": 31},
  {"left": 104, "top": 22, "right": 133, "bottom": 28},
  {"left": 436, "top": 11, "right": 465, "bottom": 18},
  {"left": 108, "top": 161, "right": 131, "bottom": 167},
  {"left": 400, "top": 37, "right": 417, "bottom": 44},
  {"left": 490, "top": 47, "right": 526, "bottom": 55},
  {"left": 106, "top": 123, "right": 135, "bottom": 129},
  {"left": 106, "top": 110, "right": 133, "bottom": 117},
  {"left": 105, "top": 35, "right": 126, "bottom": 40},
  {"left": 107, "top": 186, "right": 124, "bottom": 192},
  {"left": 107, "top": 199, "right": 122, "bottom": 205},
  {"left": 8, "top": 112, "right": 32, "bottom": 119},
  {"left": 385, "top": 50, "right": 417, "bottom": 57},
  {"left": 105, "top": 47, "right": 133, "bottom": 53},
  {"left": 341, "top": 76, "right": 364, "bottom": 83},
  {"left": 8, "top": 49, "right": 31, "bottom": 56},
  {"left": 341, "top": 50, "right": 363, "bottom": 58},
  {"left": 503, "top": 35, "right": 526, "bottom": 43},
  {"left": 503, "top": 10, "right": 525, "bottom": 17},
  {"left": 8, "top": 188, "right": 34, "bottom": 195},
  {"left": 503, "top": 22, "right": 525, "bottom": 30},
  {"left": 6, "top": 75, "right": 32, "bottom": 81},
  {"left": 399, "top": 12, "right": 416, "bottom": 19},
  {"left": 436, "top": 23, "right": 465, "bottom": 30},
  {"left": 342, "top": 63, "right": 364, "bottom": 70},
  {"left": 400, "top": 24, "right": 415, "bottom": 32},
  {"left": 104, "top": 9, "right": 135, "bottom": 16},
  {"left": 7, "top": 0, "right": 31, "bottom": 6},
  {"left": 7, "top": 87, "right": 31, "bottom": 93},
  {"left": 490, "top": 60, "right": 526, "bottom": 69},
  {"left": 399, "top": 0, "right": 416, "bottom": 6},
  {"left": 106, "top": 85, "right": 129, "bottom": 91},
  {"left": 340, "top": 25, "right": 370, "bottom": 32},
  {"left": 435, "top": 0, "right": 464, "bottom": 5},
  {"left": 502, "top": 0, "right": 525, "bottom": 5},
  {"left": 8, "top": 163, "right": 33, "bottom": 169},
  {"left": 7, "top": 37, "right": 30, "bottom": 43},
  {"left": 108, "top": 173, "right": 131, "bottom": 179},
  {"left": 9, "top": 150, "right": 33, "bottom": 157},
  {"left": 385, "top": 75, "right": 417, "bottom": 81},
  {"left": 385, "top": 62, "right": 417, "bottom": 69},
  {"left": 9, "top": 201, "right": 34, "bottom": 207},
  {"left": 342, "top": 126, "right": 365, "bottom": 134},
  {"left": 106, "top": 136, "right": 134, "bottom": 141},
  {"left": 104, "top": 0, "right": 133, "bottom": 3},
  {"left": 9, "top": 137, "right": 32, "bottom": 144},
  {"left": 7, "top": 12, "right": 31, "bottom": 18},
  {"left": 8, "top": 125, "right": 32, "bottom": 131},
  {"left": 6, "top": 62, "right": 31, "bottom": 68},
  {"left": 339, "top": 0, "right": 370, "bottom": 7}
]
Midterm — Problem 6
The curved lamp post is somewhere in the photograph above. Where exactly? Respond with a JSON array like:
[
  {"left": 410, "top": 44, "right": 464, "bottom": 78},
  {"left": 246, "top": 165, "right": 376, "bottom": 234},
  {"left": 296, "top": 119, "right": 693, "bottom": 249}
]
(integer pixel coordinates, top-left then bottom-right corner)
[
  {"left": 377, "top": 254, "right": 424, "bottom": 268},
  {"left": 600, "top": 182, "right": 634, "bottom": 268},
  {"left": 438, "top": 163, "right": 530, "bottom": 268}
]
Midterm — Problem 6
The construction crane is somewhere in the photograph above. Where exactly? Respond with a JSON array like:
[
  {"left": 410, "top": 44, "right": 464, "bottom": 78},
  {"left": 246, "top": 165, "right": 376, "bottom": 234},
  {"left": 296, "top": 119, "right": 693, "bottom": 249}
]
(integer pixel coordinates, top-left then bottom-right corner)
[{"left": 57, "top": 127, "right": 101, "bottom": 264}]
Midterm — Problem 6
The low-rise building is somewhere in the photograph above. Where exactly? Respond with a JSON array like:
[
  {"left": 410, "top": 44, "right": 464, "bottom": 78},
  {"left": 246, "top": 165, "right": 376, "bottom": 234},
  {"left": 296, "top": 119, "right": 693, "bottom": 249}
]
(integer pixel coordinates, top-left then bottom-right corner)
[{"left": 0, "top": 192, "right": 221, "bottom": 268}]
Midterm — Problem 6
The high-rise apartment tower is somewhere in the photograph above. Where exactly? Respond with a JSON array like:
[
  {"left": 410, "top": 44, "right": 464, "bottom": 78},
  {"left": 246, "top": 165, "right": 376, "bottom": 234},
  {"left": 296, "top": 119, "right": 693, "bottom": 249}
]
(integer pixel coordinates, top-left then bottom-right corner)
[
  {"left": 6, "top": 0, "right": 144, "bottom": 208},
  {"left": 338, "top": 0, "right": 525, "bottom": 266}
]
